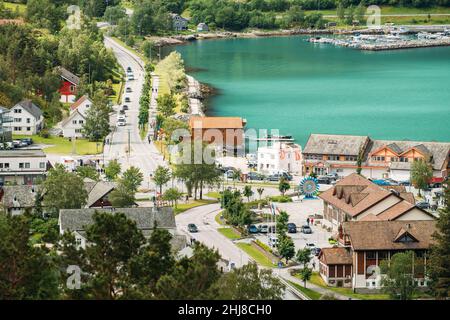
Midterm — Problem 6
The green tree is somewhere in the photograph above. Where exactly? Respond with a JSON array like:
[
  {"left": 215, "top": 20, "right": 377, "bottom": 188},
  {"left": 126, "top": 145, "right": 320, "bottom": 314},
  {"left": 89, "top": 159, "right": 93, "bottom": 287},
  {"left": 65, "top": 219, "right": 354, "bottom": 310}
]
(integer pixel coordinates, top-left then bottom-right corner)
[
  {"left": 105, "top": 159, "right": 121, "bottom": 181},
  {"left": 278, "top": 177, "right": 290, "bottom": 196},
  {"left": 163, "top": 187, "right": 183, "bottom": 208},
  {"left": 153, "top": 165, "right": 171, "bottom": 195},
  {"left": 43, "top": 164, "right": 88, "bottom": 214},
  {"left": 337, "top": 1, "right": 345, "bottom": 21},
  {"left": 157, "top": 93, "right": 176, "bottom": 117},
  {"left": 121, "top": 166, "right": 143, "bottom": 193},
  {"left": 296, "top": 248, "right": 312, "bottom": 287},
  {"left": 243, "top": 185, "right": 253, "bottom": 202},
  {"left": 76, "top": 165, "right": 100, "bottom": 181},
  {"left": 380, "top": 251, "right": 418, "bottom": 300},
  {"left": 257, "top": 187, "right": 264, "bottom": 200},
  {"left": 411, "top": 159, "right": 433, "bottom": 196},
  {"left": 278, "top": 234, "right": 295, "bottom": 263},
  {"left": 428, "top": 183, "right": 450, "bottom": 298},
  {"left": 82, "top": 102, "right": 111, "bottom": 142},
  {"left": 299, "top": 267, "right": 313, "bottom": 287},
  {"left": 103, "top": 5, "right": 126, "bottom": 25},
  {"left": 276, "top": 210, "right": 289, "bottom": 236},
  {"left": 109, "top": 183, "right": 136, "bottom": 207},
  {"left": 209, "top": 262, "right": 285, "bottom": 299},
  {"left": 0, "top": 214, "right": 60, "bottom": 299}
]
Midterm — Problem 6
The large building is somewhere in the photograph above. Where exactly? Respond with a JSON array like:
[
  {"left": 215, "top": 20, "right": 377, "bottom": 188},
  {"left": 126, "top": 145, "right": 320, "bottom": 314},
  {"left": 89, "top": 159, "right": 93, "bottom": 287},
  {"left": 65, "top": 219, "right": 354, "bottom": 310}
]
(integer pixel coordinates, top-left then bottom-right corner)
[
  {"left": 302, "top": 134, "right": 450, "bottom": 182},
  {"left": 318, "top": 220, "right": 437, "bottom": 291},
  {"left": 0, "top": 149, "right": 49, "bottom": 185},
  {"left": 319, "top": 173, "right": 435, "bottom": 231},
  {"left": 6, "top": 100, "right": 44, "bottom": 135},
  {"left": 189, "top": 116, "right": 246, "bottom": 155},
  {"left": 257, "top": 142, "right": 302, "bottom": 174}
]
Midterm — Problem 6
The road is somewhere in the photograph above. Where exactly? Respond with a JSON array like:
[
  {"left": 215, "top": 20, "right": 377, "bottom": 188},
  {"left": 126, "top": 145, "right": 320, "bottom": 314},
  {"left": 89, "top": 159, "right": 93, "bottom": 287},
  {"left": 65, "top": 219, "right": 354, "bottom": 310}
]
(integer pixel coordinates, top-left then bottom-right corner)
[
  {"left": 103, "top": 37, "right": 166, "bottom": 189},
  {"left": 176, "top": 203, "right": 300, "bottom": 300}
]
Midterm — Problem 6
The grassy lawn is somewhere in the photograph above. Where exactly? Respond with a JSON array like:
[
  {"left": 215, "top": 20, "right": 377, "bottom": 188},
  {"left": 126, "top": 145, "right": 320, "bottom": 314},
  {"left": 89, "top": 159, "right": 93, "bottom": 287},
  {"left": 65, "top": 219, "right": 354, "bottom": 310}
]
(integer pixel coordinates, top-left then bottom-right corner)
[
  {"left": 3, "top": 1, "right": 27, "bottom": 14},
  {"left": 215, "top": 211, "right": 226, "bottom": 225},
  {"left": 110, "top": 37, "right": 148, "bottom": 63},
  {"left": 14, "top": 135, "right": 103, "bottom": 155},
  {"left": 287, "top": 281, "right": 322, "bottom": 300},
  {"left": 174, "top": 199, "right": 218, "bottom": 214},
  {"left": 217, "top": 227, "right": 241, "bottom": 240},
  {"left": 205, "top": 191, "right": 221, "bottom": 200},
  {"left": 139, "top": 123, "right": 148, "bottom": 140},
  {"left": 110, "top": 79, "right": 124, "bottom": 105},
  {"left": 236, "top": 242, "right": 277, "bottom": 268},
  {"left": 305, "top": 272, "right": 390, "bottom": 300}
]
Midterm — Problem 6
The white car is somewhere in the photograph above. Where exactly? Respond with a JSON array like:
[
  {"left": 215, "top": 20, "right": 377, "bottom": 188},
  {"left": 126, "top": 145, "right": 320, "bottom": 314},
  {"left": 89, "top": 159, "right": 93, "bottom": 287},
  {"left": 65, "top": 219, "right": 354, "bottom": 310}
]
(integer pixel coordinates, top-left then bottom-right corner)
[{"left": 117, "top": 118, "right": 126, "bottom": 126}]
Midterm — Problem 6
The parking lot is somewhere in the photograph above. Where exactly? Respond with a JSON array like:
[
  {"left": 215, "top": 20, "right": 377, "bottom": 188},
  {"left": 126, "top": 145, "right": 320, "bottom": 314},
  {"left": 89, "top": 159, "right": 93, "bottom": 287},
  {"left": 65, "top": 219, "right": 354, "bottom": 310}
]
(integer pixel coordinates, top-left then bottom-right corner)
[{"left": 252, "top": 198, "right": 334, "bottom": 269}]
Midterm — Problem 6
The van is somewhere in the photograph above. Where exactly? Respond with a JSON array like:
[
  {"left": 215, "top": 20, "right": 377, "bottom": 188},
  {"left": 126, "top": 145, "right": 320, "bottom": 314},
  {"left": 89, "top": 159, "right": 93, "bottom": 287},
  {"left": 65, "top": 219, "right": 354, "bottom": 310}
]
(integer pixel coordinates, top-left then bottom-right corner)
[{"left": 268, "top": 236, "right": 279, "bottom": 248}]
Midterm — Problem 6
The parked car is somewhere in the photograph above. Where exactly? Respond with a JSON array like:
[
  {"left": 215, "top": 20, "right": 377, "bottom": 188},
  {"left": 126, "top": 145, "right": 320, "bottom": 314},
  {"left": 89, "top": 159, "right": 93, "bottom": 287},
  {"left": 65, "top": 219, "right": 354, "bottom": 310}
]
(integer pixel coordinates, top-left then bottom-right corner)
[
  {"left": 312, "top": 247, "right": 321, "bottom": 256},
  {"left": 258, "top": 225, "right": 269, "bottom": 233},
  {"left": 20, "top": 138, "right": 33, "bottom": 145},
  {"left": 287, "top": 223, "right": 297, "bottom": 233},
  {"left": 268, "top": 172, "right": 292, "bottom": 182},
  {"left": 126, "top": 87, "right": 132, "bottom": 93},
  {"left": 127, "top": 74, "right": 134, "bottom": 81},
  {"left": 301, "top": 225, "right": 312, "bottom": 234},
  {"left": 247, "top": 224, "right": 259, "bottom": 234},
  {"left": 399, "top": 180, "right": 411, "bottom": 186},
  {"left": 187, "top": 223, "right": 198, "bottom": 233},
  {"left": 248, "top": 172, "right": 264, "bottom": 181},
  {"left": 267, "top": 174, "right": 280, "bottom": 182},
  {"left": 122, "top": 105, "right": 129, "bottom": 110},
  {"left": 317, "top": 176, "right": 332, "bottom": 185},
  {"left": 416, "top": 201, "right": 430, "bottom": 210},
  {"left": 124, "top": 97, "right": 131, "bottom": 103},
  {"left": 326, "top": 172, "right": 339, "bottom": 180},
  {"left": 305, "top": 243, "right": 316, "bottom": 250},
  {"left": 226, "top": 170, "right": 236, "bottom": 179}
]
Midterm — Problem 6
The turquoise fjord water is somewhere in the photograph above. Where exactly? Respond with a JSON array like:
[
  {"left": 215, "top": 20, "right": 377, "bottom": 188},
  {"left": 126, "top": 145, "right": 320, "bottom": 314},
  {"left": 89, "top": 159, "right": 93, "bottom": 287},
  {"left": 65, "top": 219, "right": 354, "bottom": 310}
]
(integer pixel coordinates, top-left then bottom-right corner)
[{"left": 166, "top": 36, "right": 450, "bottom": 147}]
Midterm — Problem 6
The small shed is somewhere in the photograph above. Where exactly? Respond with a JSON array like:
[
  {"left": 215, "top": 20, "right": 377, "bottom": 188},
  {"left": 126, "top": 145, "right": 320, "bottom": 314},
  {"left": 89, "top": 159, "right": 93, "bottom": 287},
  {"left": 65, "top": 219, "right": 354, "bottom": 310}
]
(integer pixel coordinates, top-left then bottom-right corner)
[{"left": 197, "top": 23, "right": 209, "bottom": 32}]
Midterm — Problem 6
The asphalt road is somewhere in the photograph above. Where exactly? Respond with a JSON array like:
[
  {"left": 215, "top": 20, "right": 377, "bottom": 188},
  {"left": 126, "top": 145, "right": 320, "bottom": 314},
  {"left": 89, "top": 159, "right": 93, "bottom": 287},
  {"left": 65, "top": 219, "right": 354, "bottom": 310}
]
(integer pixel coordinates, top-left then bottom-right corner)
[{"left": 103, "top": 37, "right": 166, "bottom": 189}]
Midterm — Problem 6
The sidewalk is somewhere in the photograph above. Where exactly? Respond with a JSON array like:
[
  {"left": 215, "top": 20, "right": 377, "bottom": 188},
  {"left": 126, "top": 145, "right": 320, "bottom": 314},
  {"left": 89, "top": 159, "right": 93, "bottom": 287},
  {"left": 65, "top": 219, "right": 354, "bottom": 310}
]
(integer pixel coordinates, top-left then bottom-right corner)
[{"left": 279, "top": 268, "right": 355, "bottom": 300}]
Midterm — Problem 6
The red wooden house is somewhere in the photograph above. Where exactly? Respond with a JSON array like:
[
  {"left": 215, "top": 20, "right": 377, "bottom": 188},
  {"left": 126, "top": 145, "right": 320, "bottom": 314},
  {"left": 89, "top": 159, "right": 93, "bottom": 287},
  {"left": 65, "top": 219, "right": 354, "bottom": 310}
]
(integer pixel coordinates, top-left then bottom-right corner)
[{"left": 56, "top": 67, "right": 80, "bottom": 103}]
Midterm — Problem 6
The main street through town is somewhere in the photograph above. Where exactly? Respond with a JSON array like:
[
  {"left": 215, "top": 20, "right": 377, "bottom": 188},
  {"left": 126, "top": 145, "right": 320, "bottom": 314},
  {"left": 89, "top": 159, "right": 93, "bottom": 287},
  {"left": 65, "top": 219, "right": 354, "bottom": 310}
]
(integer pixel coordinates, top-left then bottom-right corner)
[{"left": 104, "top": 36, "right": 300, "bottom": 300}]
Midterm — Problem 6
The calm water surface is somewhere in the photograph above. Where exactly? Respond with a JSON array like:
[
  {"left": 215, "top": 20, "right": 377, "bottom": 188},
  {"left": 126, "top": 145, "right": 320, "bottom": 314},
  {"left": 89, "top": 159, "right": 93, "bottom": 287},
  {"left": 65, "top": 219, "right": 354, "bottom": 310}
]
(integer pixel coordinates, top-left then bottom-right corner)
[{"left": 166, "top": 36, "right": 450, "bottom": 146}]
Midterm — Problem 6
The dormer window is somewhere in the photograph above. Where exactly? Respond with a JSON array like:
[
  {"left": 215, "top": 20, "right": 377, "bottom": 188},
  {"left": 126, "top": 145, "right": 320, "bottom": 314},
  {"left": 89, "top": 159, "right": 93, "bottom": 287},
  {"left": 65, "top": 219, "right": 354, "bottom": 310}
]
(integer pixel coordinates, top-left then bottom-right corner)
[{"left": 397, "top": 234, "right": 416, "bottom": 243}]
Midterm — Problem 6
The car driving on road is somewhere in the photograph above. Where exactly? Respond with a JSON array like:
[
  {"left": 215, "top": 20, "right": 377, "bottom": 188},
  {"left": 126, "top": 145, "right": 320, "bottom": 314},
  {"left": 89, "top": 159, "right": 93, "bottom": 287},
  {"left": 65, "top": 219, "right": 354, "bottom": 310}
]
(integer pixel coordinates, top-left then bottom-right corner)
[
  {"left": 126, "top": 87, "right": 132, "bottom": 93},
  {"left": 117, "top": 117, "right": 126, "bottom": 126},
  {"left": 124, "top": 97, "right": 130, "bottom": 103},
  {"left": 188, "top": 223, "right": 198, "bottom": 233}
]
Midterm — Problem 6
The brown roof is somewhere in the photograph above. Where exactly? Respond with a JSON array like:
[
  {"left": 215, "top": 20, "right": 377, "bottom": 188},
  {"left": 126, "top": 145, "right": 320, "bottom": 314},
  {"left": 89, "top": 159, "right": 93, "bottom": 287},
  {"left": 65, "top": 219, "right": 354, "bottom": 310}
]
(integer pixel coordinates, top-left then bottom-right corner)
[
  {"left": 319, "top": 247, "right": 353, "bottom": 265},
  {"left": 303, "top": 134, "right": 369, "bottom": 156},
  {"left": 377, "top": 201, "right": 435, "bottom": 221},
  {"left": 70, "top": 95, "right": 89, "bottom": 111},
  {"left": 359, "top": 213, "right": 381, "bottom": 221},
  {"left": 379, "top": 185, "right": 415, "bottom": 204},
  {"left": 319, "top": 173, "right": 392, "bottom": 217},
  {"left": 342, "top": 220, "right": 437, "bottom": 251},
  {"left": 189, "top": 116, "right": 244, "bottom": 129}
]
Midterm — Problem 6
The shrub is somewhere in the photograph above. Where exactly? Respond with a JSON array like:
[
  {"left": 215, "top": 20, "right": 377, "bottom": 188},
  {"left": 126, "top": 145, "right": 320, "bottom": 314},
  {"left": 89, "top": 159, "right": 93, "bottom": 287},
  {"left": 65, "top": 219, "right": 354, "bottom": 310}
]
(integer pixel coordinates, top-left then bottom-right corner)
[
  {"left": 268, "top": 195, "right": 292, "bottom": 203},
  {"left": 39, "top": 129, "right": 50, "bottom": 138}
]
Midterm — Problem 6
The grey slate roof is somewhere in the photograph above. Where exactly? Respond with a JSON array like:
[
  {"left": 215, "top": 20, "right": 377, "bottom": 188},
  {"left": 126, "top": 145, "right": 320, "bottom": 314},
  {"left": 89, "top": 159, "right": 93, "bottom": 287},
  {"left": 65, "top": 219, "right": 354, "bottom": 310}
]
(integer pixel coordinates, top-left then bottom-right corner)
[
  {"left": 0, "top": 149, "right": 46, "bottom": 158},
  {"left": 59, "top": 207, "right": 177, "bottom": 234},
  {"left": 15, "top": 100, "right": 42, "bottom": 119},
  {"left": 1, "top": 185, "right": 42, "bottom": 208},
  {"left": 303, "top": 134, "right": 369, "bottom": 156},
  {"left": 56, "top": 66, "right": 80, "bottom": 85},
  {"left": 367, "top": 139, "right": 450, "bottom": 171},
  {"left": 84, "top": 180, "right": 117, "bottom": 208}
]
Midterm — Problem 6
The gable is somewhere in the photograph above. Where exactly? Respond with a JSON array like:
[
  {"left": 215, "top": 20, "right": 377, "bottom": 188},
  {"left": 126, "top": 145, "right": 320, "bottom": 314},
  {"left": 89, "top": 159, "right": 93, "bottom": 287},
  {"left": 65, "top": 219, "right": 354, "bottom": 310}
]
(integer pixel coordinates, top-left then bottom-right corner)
[{"left": 395, "top": 208, "right": 435, "bottom": 221}]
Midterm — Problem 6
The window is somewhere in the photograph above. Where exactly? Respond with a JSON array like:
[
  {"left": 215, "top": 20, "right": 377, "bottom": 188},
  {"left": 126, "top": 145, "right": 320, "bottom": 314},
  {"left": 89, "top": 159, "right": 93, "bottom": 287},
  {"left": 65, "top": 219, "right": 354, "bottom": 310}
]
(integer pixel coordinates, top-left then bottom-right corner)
[
  {"left": 4, "top": 163, "right": 9, "bottom": 169},
  {"left": 345, "top": 156, "right": 357, "bottom": 161},
  {"left": 366, "top": 251, "right": 376, "bottom": 259},
  {"left": 39, "top": 162, "right": 46, "bottom": 169},
  {"left": 26, "top": 118, "right": 30, "bottom": 123},
  {"left": 19, "top": 163, "right": 24, "bottom": 169},
  {"left": 72, "top": 120, "right": 77, "bottom": 124},
  {"left": 328, "top": 155, "right": 339, "bottom": 161},
  {"left": 79, "top": 120, "right": 84, "bottom": 124},
  {"left": 0, "top": 163, "right": 3, "bottom": 169},
  {"left": 14, "top": 127, "right": 21, "bottom": 131},
  {"left": 75, "top": 129, "right": 82, "bottom": 133},
  {"left": 14, "top": 118, "right": 21, "bottom": 122},
  {"left": 397, "top": 234, "right": 415, "bottom": 243},
  {"left": 70, "top": 85, "right": 75, "bottom": 92},
  {"left": 27, "top": 127, "right": 31, "bottom": 131},
  {"left": 14, "top": 108, "right": 22, "bottom": 113}
]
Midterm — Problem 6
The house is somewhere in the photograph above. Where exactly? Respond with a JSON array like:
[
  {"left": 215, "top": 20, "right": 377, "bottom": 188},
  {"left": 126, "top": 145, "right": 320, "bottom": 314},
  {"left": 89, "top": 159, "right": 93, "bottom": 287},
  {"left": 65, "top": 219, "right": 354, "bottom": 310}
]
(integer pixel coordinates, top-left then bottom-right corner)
[
  {"left": 319, "top": 173, "right": 435, "bottom": 231},
  {"left": 0, "top": 185, "right": 42, "bottom": 215},
  {"left": 69, "top": 95, "right": 92, "bottom": 116},
  {"left": 6, "top": 100, "right": 43, "bottom": 135},
  {"left": 83, "top": 178, "right": 117, "bottom": 208},
  {"left": 302, "top": 134, "right": 450, "bottom": 181},
  {"left": 337, "top": 220, "right": 437, "bottom": 291},
  {"left": 0, "top": 106, "right": 12, "bottom": 143},
  {"left": 189, "top": 116, "right": 246, "bottom": 155},
  {"left": 60, "top": 95, "right": 94, "bottom": 138},
  {"left": 257, "top": 142, "right": 302, "bottom": 174},
  {"left": 197, "top": 23, "right": 209, "bottom": 32},
  {"left": 170, "top": 13, "right": 188, "bottom": 31},
  {"left": 56, "top": 67, "right": 80, "bottom": 103},
  {"left": 0, "top": 149, "right": 49, "bottom": 185},
  {"left": 303, "top": 134, "right": 370, "bottom": 177},
  {"left": 58, "top": 207, "right": 186, "bottom": 250},
  {"left": 318, "top": 247, "right": 353, "bottom": 288}
]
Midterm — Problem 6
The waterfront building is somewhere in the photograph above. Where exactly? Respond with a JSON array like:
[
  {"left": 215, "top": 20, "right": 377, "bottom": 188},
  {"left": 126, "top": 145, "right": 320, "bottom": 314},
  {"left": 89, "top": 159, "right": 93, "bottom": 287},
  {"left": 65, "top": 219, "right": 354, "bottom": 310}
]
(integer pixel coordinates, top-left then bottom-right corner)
[
  {"left": 5, "top": 100, "right": 44, "bottom": 135},
  {"left": 319, "top": 173, "right": 435, "bottom": 231},
  {"left": 170, "top": 13, "right": 188, "bottom": 31},
  {"left": 302, "top": 134, "right": 450, "bottom": 182},
  {"left": 0, "top": 149, "right": 49, "bottom": 185},
  {"left": 189, "top": 116, "right": 246, "bottom": 155},
  {"left": 257, "top": 142, "right": 302, "bottom": 175},
  {"left": 197, "top": 23, "right": 209, "bottom": 32}
]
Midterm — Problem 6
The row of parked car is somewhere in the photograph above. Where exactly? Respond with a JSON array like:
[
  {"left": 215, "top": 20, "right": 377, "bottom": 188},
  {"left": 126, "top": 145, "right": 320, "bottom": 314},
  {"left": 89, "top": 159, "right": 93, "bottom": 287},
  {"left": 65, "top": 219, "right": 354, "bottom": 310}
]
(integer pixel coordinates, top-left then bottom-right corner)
[
  {"left": 0, "top": 138, "right": 33, "bottom": 150},
  {"left": 219, "top": 166, "right": 294, "bottom": 182},
  {"left": 247, "top": 223, "right": 312, "bottom": 235}
]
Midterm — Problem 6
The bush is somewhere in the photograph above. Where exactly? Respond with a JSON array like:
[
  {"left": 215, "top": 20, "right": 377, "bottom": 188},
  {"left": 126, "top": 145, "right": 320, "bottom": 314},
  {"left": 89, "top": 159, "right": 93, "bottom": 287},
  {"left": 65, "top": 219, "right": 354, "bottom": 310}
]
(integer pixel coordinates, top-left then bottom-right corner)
[
  {"left": 245, "top": 199, "right": 269, "bottom": 209},
  {"left": 254, "top": 239, "right": 273, "bottom": 254},
  {"left": 39, "top": 129, "right": 50, "bottom": 138},
  {"left": 268, "top": 195, "right": 292, "bottom": 203}
]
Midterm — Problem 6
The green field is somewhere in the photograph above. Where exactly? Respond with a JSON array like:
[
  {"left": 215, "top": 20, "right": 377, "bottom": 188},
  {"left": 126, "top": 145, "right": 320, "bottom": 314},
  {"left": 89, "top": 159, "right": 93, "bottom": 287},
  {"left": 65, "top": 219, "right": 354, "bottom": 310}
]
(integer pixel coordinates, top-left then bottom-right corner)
[
  {"left": 217, "top": 227, "right": 241, "bottom": 240},
  {"left": 236, "top": 242, "right": 277, "bottom": 268},
  {"left": 14, "top": 135, "right": 103, "bottom": 155},
  {"left": 173, "top": 199, "right": 218, "bottom": 214},
  {"left": 287, "top": 280, "right": 323, "bottom": 300}
]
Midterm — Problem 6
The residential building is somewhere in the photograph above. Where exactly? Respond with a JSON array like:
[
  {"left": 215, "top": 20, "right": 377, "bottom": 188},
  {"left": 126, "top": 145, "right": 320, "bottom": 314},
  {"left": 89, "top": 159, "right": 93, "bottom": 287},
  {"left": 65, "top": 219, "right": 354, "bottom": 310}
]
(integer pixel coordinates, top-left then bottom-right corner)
[
  {"left": 0, "top": 149, "right": 48, "bottom": 185},
  {"left": 302, "top": 134, "right": 450, "bottom": 181},
  {"left": 0, "top": 185, "right": 42, "bottom": 215},
  {"left": 303, "top": 134, "right": 369, "bottom": 177},
  {"left": 0, "top": 106, "right": 12, "bottom": 143},
  {"left": 83, "top": 178, "right": 117, "bottom": 208},
  {"left": 257, "top": 142, "right": 302, "bottom": 174},
  {"left": 57, "top": 66, "right": 80, "bottom": 103},
  {"left": 318, "top": 247, "right": 353, "bottom": 288},
  {"left": 60, "top": 96, "right": 94, "bottom": 138},
  {"left": 319, "top": 173, "right": 435, "bottom": 231},
  {"left": 338, "top": 220, "right": 436, "bottom": 291},
  {"left": 189, "top": 116, "right": 246, "bottom": 155},
  {"left": 197, "top": 23, "right": 209, "bottom": 32},
  {"left": 170, "top": 13, "right": 188, "bottom": 31},
  {"left": 58, "top": 207, "right": 186, "bottom": 250},
  {"left": 6, "top": 100, "right": 43, "bottom": 135}
]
